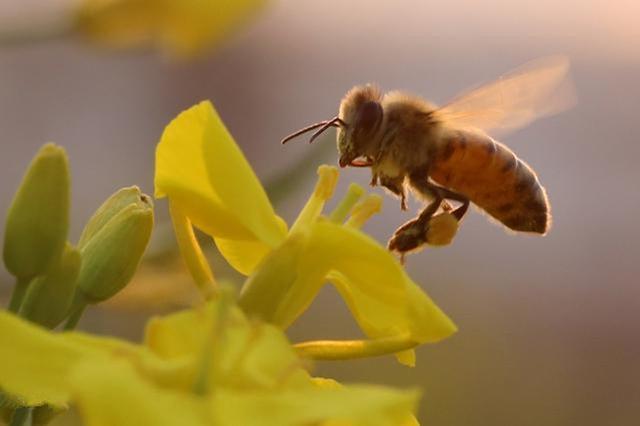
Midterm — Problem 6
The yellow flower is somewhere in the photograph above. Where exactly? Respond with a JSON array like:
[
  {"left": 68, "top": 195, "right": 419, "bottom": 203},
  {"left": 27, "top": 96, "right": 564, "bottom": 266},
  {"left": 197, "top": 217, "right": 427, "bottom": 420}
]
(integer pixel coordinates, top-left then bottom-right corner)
[
  {"left": 155, "top": 101, "right": 456, "bottom": 366},
  {"left": 75, "top": 0, "right": 266, "bottom": 57},
  {"left": 0, "top": 297, "right": 420, "bottom": 425}
]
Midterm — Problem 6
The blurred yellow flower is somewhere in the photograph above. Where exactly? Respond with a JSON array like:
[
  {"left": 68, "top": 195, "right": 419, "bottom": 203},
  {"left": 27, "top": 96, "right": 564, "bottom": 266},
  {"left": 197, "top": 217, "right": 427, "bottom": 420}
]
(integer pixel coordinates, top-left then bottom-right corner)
[
  {"left": 0, "top": 296, "right": 420, "bottom": 425},
  {"left": 75, "top": 0, "right": 265, "bottom": 57},
  {"left": 155, "top": 101, "right": 457, "bottom": 366}
]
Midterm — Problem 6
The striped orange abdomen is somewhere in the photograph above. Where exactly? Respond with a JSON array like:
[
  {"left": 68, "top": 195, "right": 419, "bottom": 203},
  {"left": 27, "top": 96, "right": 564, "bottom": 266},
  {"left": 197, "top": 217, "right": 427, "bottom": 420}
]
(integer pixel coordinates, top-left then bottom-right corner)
[{"left": 429, "top": 130, "right": 550, "bottom": 233}]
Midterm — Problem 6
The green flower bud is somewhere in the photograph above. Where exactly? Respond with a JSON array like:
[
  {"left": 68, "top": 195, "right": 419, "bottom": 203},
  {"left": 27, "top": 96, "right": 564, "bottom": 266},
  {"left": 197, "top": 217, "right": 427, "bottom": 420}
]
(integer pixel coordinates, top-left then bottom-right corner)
[
  {"left": 3, "top": 143, "right": 70, "bottom": 281},
  {"left": 77, "top": 186, "right": 142, "bottom": 249},
  {"left": 18, "top": 243, "right": 81, "bottom": 329},
  {"left": 74, "top": 187, "right": 153, "bottom": 304}
]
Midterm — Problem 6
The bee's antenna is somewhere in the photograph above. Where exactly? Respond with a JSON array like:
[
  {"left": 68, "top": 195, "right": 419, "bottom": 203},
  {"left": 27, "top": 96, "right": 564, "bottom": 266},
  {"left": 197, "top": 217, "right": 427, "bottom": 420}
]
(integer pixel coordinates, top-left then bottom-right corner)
[
  {"left": 308, "top": 117, "right": 345, "bottom": 144},
  {"left": 281, "top": 117, "right": 345, "bottom": 144}
]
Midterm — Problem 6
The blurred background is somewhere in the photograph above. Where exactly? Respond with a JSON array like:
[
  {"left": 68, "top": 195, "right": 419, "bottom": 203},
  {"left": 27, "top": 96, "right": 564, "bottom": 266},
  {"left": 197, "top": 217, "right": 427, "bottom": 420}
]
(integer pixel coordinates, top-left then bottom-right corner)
[{"left": 1, "top": 0, "right": 639, "bottom": 424}]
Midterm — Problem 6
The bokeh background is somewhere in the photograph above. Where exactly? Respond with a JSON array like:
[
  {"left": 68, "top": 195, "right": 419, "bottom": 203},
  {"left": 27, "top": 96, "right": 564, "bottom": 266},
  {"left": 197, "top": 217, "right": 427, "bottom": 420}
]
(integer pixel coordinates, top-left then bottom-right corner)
[{"left": 1, "top": 0, "right": 639, "bottom": 424}]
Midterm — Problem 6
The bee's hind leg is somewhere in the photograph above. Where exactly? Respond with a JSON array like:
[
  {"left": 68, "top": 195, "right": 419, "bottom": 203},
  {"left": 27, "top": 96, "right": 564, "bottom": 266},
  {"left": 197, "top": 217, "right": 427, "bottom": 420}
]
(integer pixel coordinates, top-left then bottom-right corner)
[
  {"left": 431, "top": 185, "right": 470, "bottom": 221},
  {"left": 387, "top": 192, "right": 443, "bottom": 255},
  {"left": 387, "top": 174, "right": 469, "bottom": 258},
  {"left": 408, "top": 173, "right": 470, "bottom": 221}
]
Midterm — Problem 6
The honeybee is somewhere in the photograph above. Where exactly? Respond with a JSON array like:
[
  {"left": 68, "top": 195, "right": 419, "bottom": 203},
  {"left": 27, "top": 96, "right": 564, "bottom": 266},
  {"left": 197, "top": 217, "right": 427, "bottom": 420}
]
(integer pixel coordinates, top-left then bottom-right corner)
[{"left": 282, "top": 56, "right": 574, "bottom": 257}]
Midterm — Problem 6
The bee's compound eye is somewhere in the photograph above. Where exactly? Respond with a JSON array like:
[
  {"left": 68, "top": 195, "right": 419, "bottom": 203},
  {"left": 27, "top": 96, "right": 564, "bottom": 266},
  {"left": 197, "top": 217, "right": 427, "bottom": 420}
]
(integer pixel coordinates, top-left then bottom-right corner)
[{"left": 355, "top": 101, "right": 383, "bottom": 134}]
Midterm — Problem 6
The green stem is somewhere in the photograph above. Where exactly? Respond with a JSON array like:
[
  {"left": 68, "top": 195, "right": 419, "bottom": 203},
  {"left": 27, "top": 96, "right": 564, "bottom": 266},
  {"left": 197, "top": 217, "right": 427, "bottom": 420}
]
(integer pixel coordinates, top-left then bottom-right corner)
[
  {"left": 63, "top": 302, "right": 86, "bottom": 330},
  {"left": 8, "top": 277, "right": 31, "bottom": 313},
  {"left": 9, "top": 407, "right": 32, "bottom": 426}
]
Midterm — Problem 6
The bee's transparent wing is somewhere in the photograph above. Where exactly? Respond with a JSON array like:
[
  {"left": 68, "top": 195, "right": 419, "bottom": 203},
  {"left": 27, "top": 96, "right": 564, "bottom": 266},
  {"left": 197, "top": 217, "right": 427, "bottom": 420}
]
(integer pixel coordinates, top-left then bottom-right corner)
[{"left": 436, "top": 55, "right": 575, "bottom": 136}]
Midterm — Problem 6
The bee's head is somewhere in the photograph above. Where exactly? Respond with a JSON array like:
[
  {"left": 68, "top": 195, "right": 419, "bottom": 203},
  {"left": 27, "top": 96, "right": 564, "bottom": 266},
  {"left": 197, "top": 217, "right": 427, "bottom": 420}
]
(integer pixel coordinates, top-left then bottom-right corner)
[
  {"left": 337, "top": 85, "right": 383, "bottom": 167},
  {"left": 280, "top": 84, "right": 383, "bottom": 168}
]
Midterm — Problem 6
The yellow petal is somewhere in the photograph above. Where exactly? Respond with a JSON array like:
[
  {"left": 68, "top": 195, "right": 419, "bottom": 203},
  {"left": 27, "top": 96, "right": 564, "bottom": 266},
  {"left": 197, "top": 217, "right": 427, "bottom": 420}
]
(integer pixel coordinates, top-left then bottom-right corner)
[
  {"left": 311, "top": 377, "right": 342, "bottom": 389},
  {"left": 200, "top": 104, "right": 286, "bottom": 248},
  {"left": 212, "top": 386, "right": 420, "bottom": 426},
  {"left": 156, "top": 101, "right": 251, "bottom": 240},
  {"left": 213, "top": 215, "right": 288, "bottom": 276},
  {"left": 144, "top": 300, "right": 311, "bottom": 390},
  {"left": 144, "top": 302, "right": 232, "bottom": 359},
  {"left": 159, "top": 0, "right": 266, "bottom": 57},
  {"left": 0, "top": 311, "right": 100, "bottom": 407},
  {"left": 238, "top": 231, "right": 325, "bottom": 328},
  {"left": 70, "top": 360, "right": 209, "bottom": 426},
  {"left": 161, "top": 184, "right": 251, "bottom": 240},
  {"left": 306, "top": 221, "right": 457, "bottom": 347},
  {"left": 312, "top": 378, "right": 420, "bottom": 426},
  {"left": 75, "top": 0, "right": 159, "bottom": 50},
  {"left": 0, "top": 310, "right": 194, "bottom": 408},
  {"left": 155, "top": 101, "right": 285, "bottom": 246},
  {"left": 64, "top": 333, "right": 193, "bottom": 391},
  {"left": 75, "top": 0, "right": 266, "bottom": 58},
  {"left": 213, "top": 237, "right": 272, "bottom": 276},
  {"left": 226, "top": 322, "right": 312, "bottom": 390},
  {"left": 70, "top": 360, "right": 418, "bottom": 426},
  {"left": 240, "top": 219, "right": 456, "bottom": 355}
]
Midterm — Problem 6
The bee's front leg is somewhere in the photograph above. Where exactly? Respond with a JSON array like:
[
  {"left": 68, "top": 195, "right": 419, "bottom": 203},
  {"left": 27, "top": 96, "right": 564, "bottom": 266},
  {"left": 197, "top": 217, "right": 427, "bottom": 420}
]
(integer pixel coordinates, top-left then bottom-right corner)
[
  {"left": 370, "top": 170, "right": 379, "bottom": 187},
  {"left": 379, "top": 175, "right": 407, "bottom": 210}
]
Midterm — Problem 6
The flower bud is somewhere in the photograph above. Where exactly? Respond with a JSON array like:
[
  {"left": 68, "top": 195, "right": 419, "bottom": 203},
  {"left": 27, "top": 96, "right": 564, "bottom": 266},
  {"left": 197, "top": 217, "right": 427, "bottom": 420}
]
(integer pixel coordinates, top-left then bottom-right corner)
[
  {"left": 74, "top": 187, "right": 153, "bottom": 304},
  {"left": 18, "top": 243, "right": 81, "bottom": 329},
  {"left": 3, "top": 144, "right": 70, "bottom": 281},
  {"left": 78, "top": 186, "right": 143, "bottom": 249}
]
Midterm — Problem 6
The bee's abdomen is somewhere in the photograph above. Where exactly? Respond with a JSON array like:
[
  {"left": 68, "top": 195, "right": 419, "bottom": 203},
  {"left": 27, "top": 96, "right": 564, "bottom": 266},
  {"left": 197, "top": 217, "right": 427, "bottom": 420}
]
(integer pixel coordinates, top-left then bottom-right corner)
[{"left": 430, "top": 130, "right": 550, "bottom": 234}]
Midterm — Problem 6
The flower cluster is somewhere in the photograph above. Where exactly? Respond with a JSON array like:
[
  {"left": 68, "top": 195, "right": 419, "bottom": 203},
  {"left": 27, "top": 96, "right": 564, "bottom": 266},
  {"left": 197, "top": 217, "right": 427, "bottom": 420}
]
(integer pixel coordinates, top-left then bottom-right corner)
[
  {"left": 0, "top": 291, "right": 421, "bottom": 425},
  {"left": 0, "top": 144, "right": 155, "bottom": 424},
  {"left": 0, "top": 101, "right": 456, "bottom": 425},
  {"left": 74, "top": 0, "right": 265, "bottom": 57},
  {"left": 155, "top": 101, "right": 457, "bottom": 366}
]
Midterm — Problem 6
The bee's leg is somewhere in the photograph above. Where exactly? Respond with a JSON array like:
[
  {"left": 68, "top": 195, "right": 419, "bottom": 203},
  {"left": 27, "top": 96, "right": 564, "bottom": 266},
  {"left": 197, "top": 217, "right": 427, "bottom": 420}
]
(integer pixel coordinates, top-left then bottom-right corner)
[
  {"left": 431, "top": 185, "right": 470, "bottom": 221},
  {"left": 370, "top": 171, "right": 379, "bottom": 187},
  {"left": 408, "top": 173, "right": 469, "bottom": 221},
  {"left": 388, "top": 174, "right": 470, "bottom": 257},
  {"left": 379, "top": 175, "right": 407, "bottom": 210},
  {"left": 387, "top": 194, "right": 443, "bottom": 255}
]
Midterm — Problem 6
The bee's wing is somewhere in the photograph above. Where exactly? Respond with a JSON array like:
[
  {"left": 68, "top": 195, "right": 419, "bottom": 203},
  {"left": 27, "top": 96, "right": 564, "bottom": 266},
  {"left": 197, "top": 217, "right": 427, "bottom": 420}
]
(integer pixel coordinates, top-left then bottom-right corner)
[{"left": 436, "top": 55, "right": 575, "bottom": 136}]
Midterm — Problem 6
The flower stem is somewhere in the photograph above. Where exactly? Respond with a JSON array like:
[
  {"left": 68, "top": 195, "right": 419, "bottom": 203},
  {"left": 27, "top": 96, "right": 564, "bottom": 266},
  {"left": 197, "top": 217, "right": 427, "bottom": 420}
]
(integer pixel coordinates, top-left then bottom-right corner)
[
  {"left": 63, "top": 302, "right": 86, "bottom": 331},
  {"left": 293, "top": 334, "right": 418, "bottom": 361},
  {"left": 169, "top": 201, "right": 217, "bottom": 300},
  {"left": 193, "top": 288, "right": 232, "bottom": 395},
  {"left": 8, "top": 277, "right": 31, "bottom": 313},
  {"left": 9, "top": 407, "right": 32, "bottom": 426}
]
